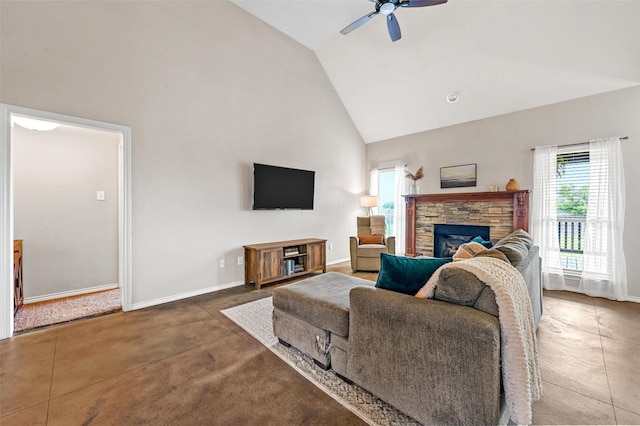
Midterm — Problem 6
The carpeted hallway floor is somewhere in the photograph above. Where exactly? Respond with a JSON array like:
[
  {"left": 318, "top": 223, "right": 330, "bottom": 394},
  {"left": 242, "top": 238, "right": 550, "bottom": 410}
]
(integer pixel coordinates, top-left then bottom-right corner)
[
  {"left": 1, "top": 262, "right": 639, "bottom": 425},
  {"left": 14, "top": 289, "right": 122, "bottom": 333}
]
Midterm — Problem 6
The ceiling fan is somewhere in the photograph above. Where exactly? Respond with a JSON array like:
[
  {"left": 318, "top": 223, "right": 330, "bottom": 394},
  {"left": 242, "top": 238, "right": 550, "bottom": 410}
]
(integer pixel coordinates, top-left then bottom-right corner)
[{"left": 340, "top": 0, "right": 447, "bottom": 42}]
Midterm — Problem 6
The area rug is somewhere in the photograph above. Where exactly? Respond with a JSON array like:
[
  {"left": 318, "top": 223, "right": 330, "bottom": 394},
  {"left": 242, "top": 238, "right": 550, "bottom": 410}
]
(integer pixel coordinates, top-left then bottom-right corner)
[
  {"left": 14, "top": 289, "right": 122, "bottom": 333},
  {"left": 221, "top": 297, "right": 421, "bottom": 426}
]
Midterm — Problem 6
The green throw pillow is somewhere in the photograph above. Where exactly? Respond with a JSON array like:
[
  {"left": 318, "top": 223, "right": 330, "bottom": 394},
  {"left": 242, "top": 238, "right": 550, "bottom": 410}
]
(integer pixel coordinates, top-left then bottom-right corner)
[
  {"left": 375, "top": 253, "right": 452, "bottom": 295},
  {"left": 471, "top": 235, "right": 493, "bottom": 248}
]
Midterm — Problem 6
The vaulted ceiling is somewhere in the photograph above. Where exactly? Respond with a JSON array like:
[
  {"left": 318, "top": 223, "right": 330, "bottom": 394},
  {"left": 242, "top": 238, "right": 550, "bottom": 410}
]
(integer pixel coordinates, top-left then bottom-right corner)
[{"left": 232, "top": 0, "right": 640, "bottom": 144}]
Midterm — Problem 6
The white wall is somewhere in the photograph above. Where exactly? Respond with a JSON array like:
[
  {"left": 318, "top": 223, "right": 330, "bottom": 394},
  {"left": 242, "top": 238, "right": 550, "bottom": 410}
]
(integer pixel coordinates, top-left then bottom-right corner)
[
  {"left": 13, "top": 125, "right": 119, "bottom": 299},
  {"left": 0, "top": 1, "right": 366, "bottom": 306},
  {"left": 367, "top": 86, "right": 640, "bottom": 300}
]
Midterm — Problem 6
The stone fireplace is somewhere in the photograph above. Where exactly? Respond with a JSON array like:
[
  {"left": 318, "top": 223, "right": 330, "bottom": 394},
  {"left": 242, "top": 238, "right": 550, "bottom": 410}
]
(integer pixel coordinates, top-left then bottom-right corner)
[
  {"left": 433, "top": 224, "right": 490, "bottom": 258},
  {"left": 404, "top": 190, "right": 529, "bottom": 257}
]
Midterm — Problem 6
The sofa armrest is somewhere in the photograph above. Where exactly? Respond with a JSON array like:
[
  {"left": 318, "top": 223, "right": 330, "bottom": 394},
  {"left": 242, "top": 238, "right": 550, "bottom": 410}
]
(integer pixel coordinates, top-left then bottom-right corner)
[
  {"left": 385, "top": 236, "right": 396, "bottom": 254},
  {"left": 516, "top": 245, "right": 542, "bottom": 328},
  {"left": 349, "top": 236, "right": 358, "bottom": 271},
  {"left": 347, "top": 286, "right": 501, "bottom": 425}
]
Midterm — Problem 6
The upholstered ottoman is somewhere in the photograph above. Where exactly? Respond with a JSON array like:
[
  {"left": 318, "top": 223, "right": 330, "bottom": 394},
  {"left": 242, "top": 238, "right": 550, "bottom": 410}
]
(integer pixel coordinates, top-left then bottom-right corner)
[{"left": 272, "top": 272, "right": 374, "bottom": 371}]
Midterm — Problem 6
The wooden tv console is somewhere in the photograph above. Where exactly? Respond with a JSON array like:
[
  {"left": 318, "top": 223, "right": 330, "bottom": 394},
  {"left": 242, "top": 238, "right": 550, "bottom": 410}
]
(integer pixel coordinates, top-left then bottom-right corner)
[{"left": 244, "top": 238, "right": 326, "bottom": 290}]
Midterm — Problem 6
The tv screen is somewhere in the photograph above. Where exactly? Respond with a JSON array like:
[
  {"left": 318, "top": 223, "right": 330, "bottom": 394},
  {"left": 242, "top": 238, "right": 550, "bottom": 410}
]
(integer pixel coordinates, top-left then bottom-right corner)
[{"left": 253, "top": 163, "right": 315, "bottom": 210}]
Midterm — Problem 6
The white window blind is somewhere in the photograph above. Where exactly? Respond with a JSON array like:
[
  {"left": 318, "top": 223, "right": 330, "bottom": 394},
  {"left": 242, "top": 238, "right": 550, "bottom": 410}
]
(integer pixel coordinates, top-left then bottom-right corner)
[{"left": 556, "top": 150, "right": 589, "bottom": 271}]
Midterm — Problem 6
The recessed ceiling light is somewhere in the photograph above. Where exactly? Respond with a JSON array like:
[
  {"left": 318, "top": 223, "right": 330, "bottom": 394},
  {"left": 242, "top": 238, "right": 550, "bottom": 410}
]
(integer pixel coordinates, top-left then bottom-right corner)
[{"left": 446, "top": 92, "right": 459, "bottom": 103}]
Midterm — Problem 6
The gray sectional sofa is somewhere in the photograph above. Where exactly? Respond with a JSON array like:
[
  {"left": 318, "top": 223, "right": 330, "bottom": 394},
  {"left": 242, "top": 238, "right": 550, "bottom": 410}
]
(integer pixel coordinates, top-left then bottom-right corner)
[{"left": 272, "top": 229, "right": 542, "bottom": 425}]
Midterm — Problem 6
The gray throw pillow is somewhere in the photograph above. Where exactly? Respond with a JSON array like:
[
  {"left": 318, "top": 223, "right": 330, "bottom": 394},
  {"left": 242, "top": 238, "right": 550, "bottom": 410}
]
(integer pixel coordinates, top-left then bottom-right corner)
[
  {"left": 433, "top": 266, "right": 499, "bottom": 318},
  {"left": 434, "top": 268, "right": 485, "bottom": 306},
  {"left": 473, "top": 286, "right": 499, "bottom": 317},
  {"left": 493, "top": 239, "right": 528, "bottom": 265}
]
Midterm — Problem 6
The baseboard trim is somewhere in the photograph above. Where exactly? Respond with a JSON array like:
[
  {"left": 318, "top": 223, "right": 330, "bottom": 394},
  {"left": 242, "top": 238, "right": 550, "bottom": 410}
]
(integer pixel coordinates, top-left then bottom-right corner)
[
  {"left": 130, "top": 280, "right": 245, "bottom": 311},
  {"left": 547, "top": 285, "right": 640, "bottom": 304},
  {"left": 130, "top": 262, "right": 355, "bottom": 311},
  {"left": 25, "top": 283, "right": 120, "bottom": 304}
]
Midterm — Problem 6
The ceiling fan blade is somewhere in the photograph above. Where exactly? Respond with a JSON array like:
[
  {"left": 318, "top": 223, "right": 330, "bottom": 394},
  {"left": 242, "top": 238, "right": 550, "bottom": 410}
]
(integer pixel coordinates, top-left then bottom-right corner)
[
  {"left": 340, "top": 12, "right": 379, "bottom": 35},
  {"left": 400, "top": 0, "right": 447, "bottom": 8},
  {"left": 387, "top": 13, "right": 401, "bottom": 42}
]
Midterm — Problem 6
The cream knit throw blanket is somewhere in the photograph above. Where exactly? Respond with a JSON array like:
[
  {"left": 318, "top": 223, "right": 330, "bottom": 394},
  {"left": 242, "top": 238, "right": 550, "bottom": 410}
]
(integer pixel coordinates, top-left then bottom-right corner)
[
  {"left": 369, "top": 215, "right": 386, "bottom": 236},
  {"left": 416, "top": 257, "right": 542, "bottom": 425}
]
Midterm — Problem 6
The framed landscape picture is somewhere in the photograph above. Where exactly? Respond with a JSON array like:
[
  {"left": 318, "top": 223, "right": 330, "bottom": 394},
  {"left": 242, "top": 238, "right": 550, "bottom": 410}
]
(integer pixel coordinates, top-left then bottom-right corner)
[{"left": 440, "top": 164, "right": 477, "bottom": 188}]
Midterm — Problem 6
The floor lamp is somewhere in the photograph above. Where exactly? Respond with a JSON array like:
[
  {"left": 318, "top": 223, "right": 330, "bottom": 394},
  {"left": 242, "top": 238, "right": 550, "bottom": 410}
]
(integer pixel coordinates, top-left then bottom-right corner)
[{"left": 360, "top": 195, "right": 378, "bottom": 216}]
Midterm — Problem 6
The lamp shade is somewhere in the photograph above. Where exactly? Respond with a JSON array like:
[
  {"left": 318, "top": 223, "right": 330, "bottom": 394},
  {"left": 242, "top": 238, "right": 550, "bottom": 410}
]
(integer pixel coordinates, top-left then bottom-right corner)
[{"left": 360, "top": 195, "right": 379, "bottom": 208}]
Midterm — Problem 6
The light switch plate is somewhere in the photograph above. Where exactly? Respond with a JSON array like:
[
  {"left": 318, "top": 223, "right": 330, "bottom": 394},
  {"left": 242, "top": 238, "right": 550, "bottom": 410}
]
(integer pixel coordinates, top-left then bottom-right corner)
[{"left": 97, "top": 191, "right": 106, "bottom": 201}]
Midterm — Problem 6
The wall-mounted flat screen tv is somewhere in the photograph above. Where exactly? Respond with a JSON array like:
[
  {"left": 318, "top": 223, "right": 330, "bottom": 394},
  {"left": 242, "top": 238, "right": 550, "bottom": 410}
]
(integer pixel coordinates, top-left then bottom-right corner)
[{"left": 252, "top": 163, "right": 315, "bottom": 210}]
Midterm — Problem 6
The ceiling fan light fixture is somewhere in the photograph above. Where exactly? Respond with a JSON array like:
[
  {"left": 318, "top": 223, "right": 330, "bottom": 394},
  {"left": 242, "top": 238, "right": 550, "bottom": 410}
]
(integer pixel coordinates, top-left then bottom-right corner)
[
  {"left": 340, "top": 0, "right": 447, "bottom": 42},
  {"left": 446, "top": 92, "right": 459, "bottom": 103},
  {"left": 380, "top": 3, "right": 396, "bottom": 15}
]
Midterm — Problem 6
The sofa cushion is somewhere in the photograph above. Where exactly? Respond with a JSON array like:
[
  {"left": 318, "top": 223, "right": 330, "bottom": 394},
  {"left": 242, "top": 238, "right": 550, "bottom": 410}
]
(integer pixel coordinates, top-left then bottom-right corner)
[
  {"left": 359, "top": 235, "right": 384, "bottom": 245},
  {"left": 509, "top": 229, "right": 534, "bottom": 249},
  {"left": 496, "top": 229, "right": 533, "bottom": 249},
  {"left": 474, "top": 248, "right": 510, "bottom": 263},
  {"left": 376, "top": 253, "right": 452, "bottom": 295},
  {"left": 357, "top": 216, "right": 373, "bottom": 236},
  {"left": 493, "top": 239, "right": 529, "bottom": 265},
  {"left": 357, "top": 244, "right": 389, "bottom": 258},
  {"left": 272, "top": 272, "right": 374, "bottom": 337}
]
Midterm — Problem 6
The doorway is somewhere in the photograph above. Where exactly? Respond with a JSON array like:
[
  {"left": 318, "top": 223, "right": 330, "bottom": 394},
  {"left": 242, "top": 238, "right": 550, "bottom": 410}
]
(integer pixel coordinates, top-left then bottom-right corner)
[{"left": 0, "top": 105, "right": 132, "bottom": 339}]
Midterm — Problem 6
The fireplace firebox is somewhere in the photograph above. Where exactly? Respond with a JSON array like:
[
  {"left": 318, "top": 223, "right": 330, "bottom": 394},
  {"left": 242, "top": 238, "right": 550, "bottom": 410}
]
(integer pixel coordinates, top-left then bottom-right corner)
[{"left": 434, "top": 224, "right": 490, "bottom": 258}]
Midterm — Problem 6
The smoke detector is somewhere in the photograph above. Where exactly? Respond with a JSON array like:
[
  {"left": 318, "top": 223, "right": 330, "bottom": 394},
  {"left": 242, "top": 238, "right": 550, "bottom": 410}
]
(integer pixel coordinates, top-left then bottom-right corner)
[{"left": 446, "top": 92, "right": 459, "bottom": 103}]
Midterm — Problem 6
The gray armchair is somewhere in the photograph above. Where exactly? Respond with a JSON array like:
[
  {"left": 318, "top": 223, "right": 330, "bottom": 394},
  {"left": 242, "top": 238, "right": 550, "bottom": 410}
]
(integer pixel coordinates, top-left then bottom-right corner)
[{"left": 349, "top": 216, "right": 396, "bottom": 272}]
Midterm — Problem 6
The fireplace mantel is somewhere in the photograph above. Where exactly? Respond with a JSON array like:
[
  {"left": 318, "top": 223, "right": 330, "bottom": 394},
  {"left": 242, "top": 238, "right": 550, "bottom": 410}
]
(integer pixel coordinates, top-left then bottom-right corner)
[{"left": 403, "top": 190, "right": 529, "bottom": 257}]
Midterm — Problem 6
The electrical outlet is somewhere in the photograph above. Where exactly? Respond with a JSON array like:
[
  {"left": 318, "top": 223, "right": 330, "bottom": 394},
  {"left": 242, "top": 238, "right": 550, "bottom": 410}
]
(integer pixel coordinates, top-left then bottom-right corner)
[
  {"left": 219, "top": 260, "right": 225, "bottom": 268},
  {"left": 328, "top": 243, "right": 333, "bottom": 251},
  {"left": 237, "top": 256, "right": 243, "bottom": 266}
]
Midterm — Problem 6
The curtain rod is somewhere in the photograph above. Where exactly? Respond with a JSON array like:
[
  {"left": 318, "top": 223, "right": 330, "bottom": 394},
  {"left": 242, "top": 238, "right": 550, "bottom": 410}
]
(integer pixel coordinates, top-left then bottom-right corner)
[
  {"left": 369, "top": 163, "right": 408, "bottom": 170},
  {"left": 530, "top": 136, "right": 628, "bottom": 151}
]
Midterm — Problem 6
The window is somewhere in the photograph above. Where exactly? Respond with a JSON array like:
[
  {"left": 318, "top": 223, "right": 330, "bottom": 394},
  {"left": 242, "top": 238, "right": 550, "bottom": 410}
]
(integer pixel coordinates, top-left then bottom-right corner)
[
  {"left": 377, "top": 169, "right": 395, "bottom": 237},
  {"left": 532, "top": 138, "right": 626, "bottom": 300},
  {"left": 556, "top": 151, "right": 589, "bottom": 271},
  {"left": 370, "top": 165, "right": 406, "bottom": 254}
]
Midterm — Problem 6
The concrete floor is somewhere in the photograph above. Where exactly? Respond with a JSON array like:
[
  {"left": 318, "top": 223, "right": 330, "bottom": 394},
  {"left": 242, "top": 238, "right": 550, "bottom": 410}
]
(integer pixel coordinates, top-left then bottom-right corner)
[{"left": 1, "top": 262, "right": 639, "bottom": 425}]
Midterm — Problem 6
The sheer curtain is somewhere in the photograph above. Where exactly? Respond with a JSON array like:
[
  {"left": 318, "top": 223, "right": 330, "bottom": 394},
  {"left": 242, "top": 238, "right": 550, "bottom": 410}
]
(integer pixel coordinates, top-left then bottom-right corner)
[
  {"left": 579, "top": 138, "right": 627, "bottom": 300},
  {"left": 532, "top": 145, "right": 567, "bottom": 290},
  {"left": 393, "top": 165, "right": 407, "bottom": 255},
  {"left": 369, "top": 168, "right": 379, "bottom": 215}
]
